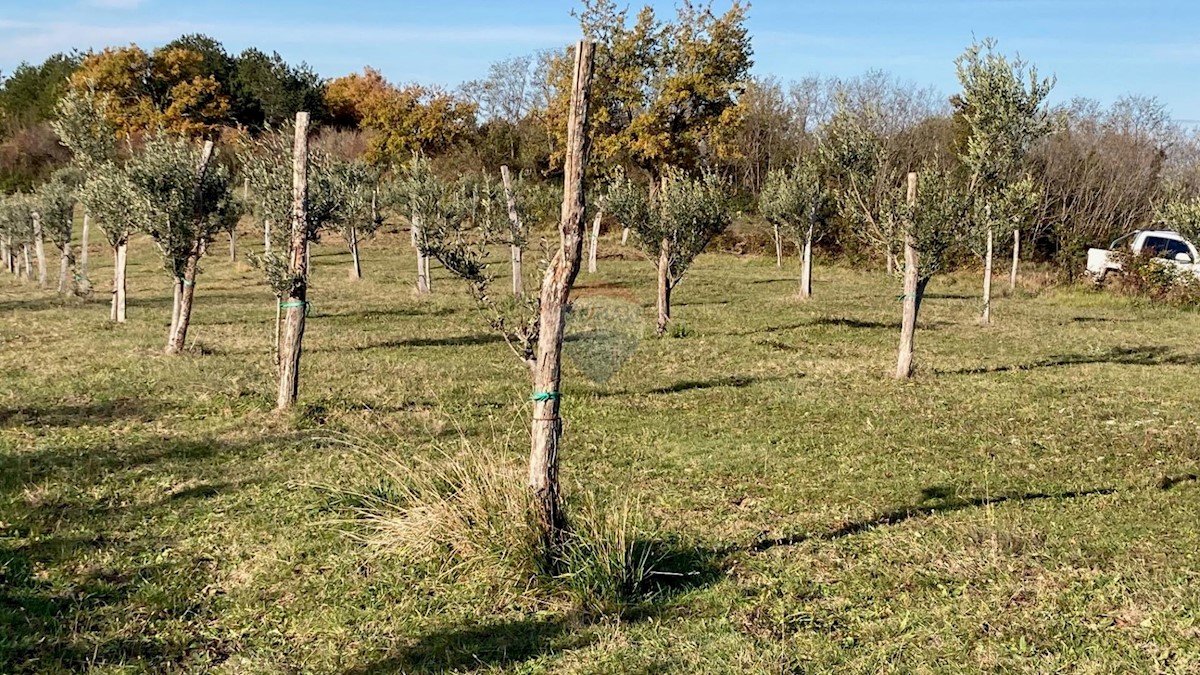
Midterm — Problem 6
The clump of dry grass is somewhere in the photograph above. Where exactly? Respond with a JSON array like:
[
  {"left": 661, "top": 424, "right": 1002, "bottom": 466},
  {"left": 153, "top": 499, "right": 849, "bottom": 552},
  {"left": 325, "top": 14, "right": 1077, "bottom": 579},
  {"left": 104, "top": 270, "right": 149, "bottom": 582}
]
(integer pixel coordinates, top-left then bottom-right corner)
[{"left": 324, "top": 432, "right": 664, "bottom": 614}]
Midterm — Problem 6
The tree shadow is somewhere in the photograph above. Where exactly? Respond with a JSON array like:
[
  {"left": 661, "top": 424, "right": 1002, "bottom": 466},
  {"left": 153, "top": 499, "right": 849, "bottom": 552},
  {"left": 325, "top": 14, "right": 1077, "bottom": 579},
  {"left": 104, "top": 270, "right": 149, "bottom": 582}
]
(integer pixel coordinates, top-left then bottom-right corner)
[
  {"left": 1069, "top": 316, "right": 1134, "bottom": 324},
  {"left": 319, "top": 306, "right": 457, "bottom": 322},
  {"left": 344, "top": 616, "right": 582, "bottom": 674},
  {"left": 923, "top": 292, "right": 974, "bottom": 299},
  {"left": 347, "top": 334, "right": 505, "bottom": 351},
  {"left": 0, "top": 434, "right": 270, "bottom": 670},
  {"left": 750, "top": 486, "right": 1116, "bottom": 552},
  {"left": 0, "top": 398, "right": 171, "bottom": 430},
  {"left": 1159, "top": 474, "right": 1198, "bottom": 490},
  {"left": 344, "top": 537, "right": 727, "bottom": 674},
  {"left": 649, "top": 375, "right": 762, "bottom": 394},
  {"left": 0, "top": 296, "right": 80, "bottom": 313},
  {"left": 938, "top": 345, "right": 1200, "bottom": 375}
]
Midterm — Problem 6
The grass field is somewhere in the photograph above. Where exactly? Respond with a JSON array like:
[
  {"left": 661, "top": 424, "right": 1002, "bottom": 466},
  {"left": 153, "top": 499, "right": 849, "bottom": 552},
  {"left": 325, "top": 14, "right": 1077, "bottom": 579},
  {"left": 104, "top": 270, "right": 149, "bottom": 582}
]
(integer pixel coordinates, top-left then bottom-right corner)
[{"left": 2, "top": 227, "right": 1199, "bottom": 673}]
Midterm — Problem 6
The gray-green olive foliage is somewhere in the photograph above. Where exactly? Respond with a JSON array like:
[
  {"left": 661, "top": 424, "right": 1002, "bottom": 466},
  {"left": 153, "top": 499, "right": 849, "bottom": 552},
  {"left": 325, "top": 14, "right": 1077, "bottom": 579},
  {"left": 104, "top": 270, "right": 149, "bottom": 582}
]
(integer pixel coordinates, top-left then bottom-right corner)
[
  {"left": 127, "top": 131, "right": 239, "bottom": 280},
  {"left": 760, "top": 159, "right": 827, "bottom": 239},
  {"left": 606, "top": 169, "right": 731, "bottom": 288},
  {"left": 954, "top": 38, "right": 1054, "bottom": 250},
  {"left": 390, "top": 154, "right": 540, "bottom": 364}
]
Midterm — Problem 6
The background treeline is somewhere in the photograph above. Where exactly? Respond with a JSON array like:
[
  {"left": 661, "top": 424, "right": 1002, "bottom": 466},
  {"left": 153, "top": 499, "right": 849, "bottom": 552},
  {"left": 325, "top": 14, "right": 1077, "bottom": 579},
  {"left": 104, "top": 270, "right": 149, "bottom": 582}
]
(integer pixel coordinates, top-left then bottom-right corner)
[{"left": 2, "top": 2, "right": 1199, "bottom": 269}]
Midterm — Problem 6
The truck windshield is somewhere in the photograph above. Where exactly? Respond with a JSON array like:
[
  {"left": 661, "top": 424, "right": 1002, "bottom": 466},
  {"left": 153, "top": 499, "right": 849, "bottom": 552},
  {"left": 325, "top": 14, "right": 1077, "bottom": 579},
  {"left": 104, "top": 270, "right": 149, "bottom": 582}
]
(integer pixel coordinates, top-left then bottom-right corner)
[{"left": 1142, "top": 236, "right": 1192, "bottom": 260}]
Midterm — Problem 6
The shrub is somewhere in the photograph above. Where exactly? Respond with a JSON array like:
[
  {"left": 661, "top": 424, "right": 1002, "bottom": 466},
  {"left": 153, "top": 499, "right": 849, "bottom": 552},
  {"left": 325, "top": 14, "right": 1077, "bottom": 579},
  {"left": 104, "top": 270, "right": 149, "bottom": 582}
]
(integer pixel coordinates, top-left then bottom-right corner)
[{"left": 1109, "top": 249, "right": 1200, "bottom": 306}]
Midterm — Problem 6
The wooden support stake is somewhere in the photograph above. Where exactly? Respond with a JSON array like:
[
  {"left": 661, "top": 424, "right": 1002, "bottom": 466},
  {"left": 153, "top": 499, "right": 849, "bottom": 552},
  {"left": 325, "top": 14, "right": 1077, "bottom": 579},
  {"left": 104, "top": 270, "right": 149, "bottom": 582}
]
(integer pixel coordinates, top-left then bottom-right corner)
[{"left": 276, "top": 112, "right": 311, "bottom": 410}]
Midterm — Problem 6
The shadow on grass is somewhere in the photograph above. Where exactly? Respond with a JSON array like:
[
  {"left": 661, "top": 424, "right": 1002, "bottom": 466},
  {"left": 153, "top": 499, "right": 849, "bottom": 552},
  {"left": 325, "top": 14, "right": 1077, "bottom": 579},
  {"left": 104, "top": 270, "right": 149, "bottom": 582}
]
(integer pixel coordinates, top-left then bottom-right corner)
[
  {"left": 938, "top": 345, "right": 1200, "bottom": 375},
  {"left": 595, "top": 374, "right": 795, "bottom": 398},
  {"left": 318, "top": 306, "right": 457, "bottom": 322},
  {"left": 348, "top": 333, "right": 505, "bottom": 351},
  {"left": 0, "top": 434, "right": 272, "bottom": 670},
  {"left": 0, "top": 296, "right": 81, "bottom": 313},
  {"left": 750, "top": 486, "right": 1116, "bottom": 552},
  {"left": 0, "top": 398, "right": 171, "bottom": 430},
  {"left": 344, "top": 538, "right": 726, "bottom": 674}
]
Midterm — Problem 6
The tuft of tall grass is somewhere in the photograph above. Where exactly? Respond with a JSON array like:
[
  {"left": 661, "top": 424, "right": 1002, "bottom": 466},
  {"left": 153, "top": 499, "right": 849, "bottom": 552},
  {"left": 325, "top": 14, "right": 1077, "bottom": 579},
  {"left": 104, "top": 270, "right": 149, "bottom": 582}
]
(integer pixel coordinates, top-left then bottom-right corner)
[{"left": 327, "top": 433, "right": 667, "bottom": 615}]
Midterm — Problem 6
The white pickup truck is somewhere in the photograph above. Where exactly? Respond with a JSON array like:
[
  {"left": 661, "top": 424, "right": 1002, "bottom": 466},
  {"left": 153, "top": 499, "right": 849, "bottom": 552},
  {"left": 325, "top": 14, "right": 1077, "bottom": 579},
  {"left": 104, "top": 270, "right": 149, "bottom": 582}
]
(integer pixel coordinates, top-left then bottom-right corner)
[{"left": 1086, "top": 229, "right": 1200, "bottom": 281}]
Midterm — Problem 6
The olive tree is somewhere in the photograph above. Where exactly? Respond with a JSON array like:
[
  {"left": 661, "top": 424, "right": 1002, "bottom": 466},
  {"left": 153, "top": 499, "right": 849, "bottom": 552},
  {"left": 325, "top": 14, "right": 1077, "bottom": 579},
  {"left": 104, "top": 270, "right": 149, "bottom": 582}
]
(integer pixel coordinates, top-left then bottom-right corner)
[
  {"left": 329, "top": 160, "right": 381, "bottom": 280},
  {"left": 35, "top": 168, "right": 81, "bottom": 294},
  {"left": 760, "top": 158, "right": 827, "bottom": 298},
  {"left": 0, "top": 195, "right": 34, "bottom": 278},
  {"left": 607, "top": 169, "right": 731, "bottom": 335},
  {"left": 127, "top": 132, "right": 239, "bottom": 353},
  {"left": 53, "top": 87, "right": 137, "bottom": 319},
  {"left": 895, "top": 168, "right": 969, "bottom": 379},
  {"left": 954, "top": 38, "right": 1053, "bottom": 324}
]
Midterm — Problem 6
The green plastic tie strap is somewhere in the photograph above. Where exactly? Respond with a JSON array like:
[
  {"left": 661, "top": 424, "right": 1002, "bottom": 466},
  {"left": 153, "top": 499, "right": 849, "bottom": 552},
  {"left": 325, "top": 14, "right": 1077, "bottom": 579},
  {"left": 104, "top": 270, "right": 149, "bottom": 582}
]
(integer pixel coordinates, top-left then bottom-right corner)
[
  {"left": 530, "top": 391, "right": 560, "bottom": 402},
  {"left": 279, "top": 300, "right": 312, "bottom": 316},
  {"left": 181, "top": 279, "right": 194, "bottom": 287}
]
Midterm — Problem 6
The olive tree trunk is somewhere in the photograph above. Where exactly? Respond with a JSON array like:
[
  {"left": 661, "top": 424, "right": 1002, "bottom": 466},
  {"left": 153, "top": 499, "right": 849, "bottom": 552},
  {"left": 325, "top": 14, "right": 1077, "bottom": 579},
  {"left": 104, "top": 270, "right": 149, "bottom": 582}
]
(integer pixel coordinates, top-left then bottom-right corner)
[
  {"left": 22, "top": 244, "right": 31, "bottom": 279},
  {"left": 229, "top": 230, "right": 236, "bottom": 262},
  {"left": 981, "top": 226, "right": 993, "bottom": 325},
  {"left": 57, "top": 240, "right": 72, "bottom": 294},
  {"left": 349, "top": 226, "right": 362, "bottom": 279},
  {"left": 529, "top": 39, "right": 594, "bottom": 556},
  {"left": 111, "top": 242, "right": 127, "bottom": 322},
  {"left": 499, "top": 165, "right": 524, "bottom": 296},
  {"left": 165, "top": 140, "right": 216, "bottom": 354},
  {"left": 32, "top": 213, "right": 47, "bottom": 288},
  {"left": 799, "top": 219, "right": 815, "bottom": 299},
  {"left": 1, "top": 237, "right": 9, "bottom": 275},
  {"left": 165, "top": 253, "right": 200, "bottom": 353},
  {"left": 895, "top": 173, "right": 920, "bottom": 379},
  {"left": 656, "top": 237, "right": 672, "bottom": 335},
  {"left": 277, "top": 112, "right": 311, "bottom": 410},
  {"left": 1010, "top": 228, "right": 1019, "bottom": 291},
  {"left": 263, "top": 219, "right": 272, "bottom": 255}
]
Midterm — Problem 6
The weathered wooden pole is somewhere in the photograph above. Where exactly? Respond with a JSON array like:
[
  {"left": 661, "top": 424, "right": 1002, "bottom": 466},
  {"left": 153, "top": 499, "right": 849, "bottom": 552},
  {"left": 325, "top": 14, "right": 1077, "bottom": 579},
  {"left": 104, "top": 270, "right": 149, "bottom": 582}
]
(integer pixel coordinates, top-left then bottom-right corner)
[
  {"left": 773, "top": 222, "right": 783, "bottom": 268},
  {"left": 111, "top": 242, "right": 128, "bottom": 322},
  {"left": 1, "top": 236, "right": 9, "bottom": 275},
  {"left": 22, "top": 244, "right": 31, "bottom": 279},
  {"left": 529, "top": 39, "right": 594, "bottom": 556},
  {"left": 1009, "top": 228, "right": 1020, "bottom": 292},
  {"left": 32, "top": 212, "right": 47, "bottom": 287},
  {"left": 263, "top": 219, "right": 272, "bottom": 255},
  {"left": 276, "top": 112, "right": 311, "bottom": 410},
  {"left": 587, "top": 202, "right": 603, "bottom": 274},
  {"left": 499, "top": 165, "right": 524, "bottom": 296},
  {"left": 895, "top": 172, "right": 919, "bottom": 380},
  {"left": 981, "top": 222, "right": 994, "bottom": 325},
  {"left": 166, "top": 140, "right": 216, "bottom": 354},
  {"left": 78, "top": 212, "right": 91, "bottom": 295}
]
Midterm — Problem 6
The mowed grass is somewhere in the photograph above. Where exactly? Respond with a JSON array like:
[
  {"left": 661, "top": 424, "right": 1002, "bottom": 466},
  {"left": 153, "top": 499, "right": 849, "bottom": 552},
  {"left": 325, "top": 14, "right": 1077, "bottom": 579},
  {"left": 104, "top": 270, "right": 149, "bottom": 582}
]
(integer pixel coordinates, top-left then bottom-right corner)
[{"left": 1, "top": 224, "right": 1199, "bottom": 674}]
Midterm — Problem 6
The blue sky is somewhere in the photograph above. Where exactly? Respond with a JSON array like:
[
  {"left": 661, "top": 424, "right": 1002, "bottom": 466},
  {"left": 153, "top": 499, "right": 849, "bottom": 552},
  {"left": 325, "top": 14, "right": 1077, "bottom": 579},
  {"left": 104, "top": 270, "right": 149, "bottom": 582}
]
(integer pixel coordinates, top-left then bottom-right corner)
[{"left": 2, "top": 0, "right": 1198, "bottom": 122}]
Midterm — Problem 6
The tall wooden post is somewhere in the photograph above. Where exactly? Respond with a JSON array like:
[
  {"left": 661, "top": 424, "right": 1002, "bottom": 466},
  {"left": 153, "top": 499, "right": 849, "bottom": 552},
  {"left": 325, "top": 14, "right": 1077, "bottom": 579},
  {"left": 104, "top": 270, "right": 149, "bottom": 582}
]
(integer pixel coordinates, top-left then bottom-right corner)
[
  {"left": 111, "top": 242, "right": 128, "bottom": 322},
  {"left": 587, "top": 203, "right": 603, "bottom": 274},
  {"left": 57, "top": 240, "right": 72, "bottom": 294},
  {"left": 500, "top": 165, "right": 524, "bottom": 296},
  {"left": 276, "top": 112, "right": 311, "bottom": 410},
  {"left": 529, "top": 39, "right": 594, "bottom": 556},
  {"left": 799, "top": 204, "right": 815, "bottom": 299},
  {"left": 895, "top": 172, "right": 919, "bottom": 380},
  {"left": 413, "top": 214, "right": 430, "bottom": 294},
  {"left": 78, "top": 213, "right": 91, "bottom": 295},
  {"left": 981, "top": 223, "right": 993, "bottom": 325},
  {"left": 1010, "top": 228, "right": 1020, "bottom": 291},
  {"left": 773, "top": 222, "right": 783, "bottom": 268},
  {"left": 32, "top": 212, "right": 47, "bottom": 288}
]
